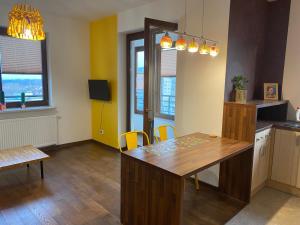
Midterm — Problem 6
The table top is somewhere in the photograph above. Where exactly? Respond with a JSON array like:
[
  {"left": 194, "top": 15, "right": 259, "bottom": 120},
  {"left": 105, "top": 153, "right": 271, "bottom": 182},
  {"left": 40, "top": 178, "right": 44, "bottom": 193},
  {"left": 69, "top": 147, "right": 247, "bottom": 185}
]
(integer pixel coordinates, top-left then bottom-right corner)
[
  {"left": 122, "top": 133, "right": 253, "bottom": 177},
  {"left": 0, "top": 145, "right": 49, "bottom": 170}
]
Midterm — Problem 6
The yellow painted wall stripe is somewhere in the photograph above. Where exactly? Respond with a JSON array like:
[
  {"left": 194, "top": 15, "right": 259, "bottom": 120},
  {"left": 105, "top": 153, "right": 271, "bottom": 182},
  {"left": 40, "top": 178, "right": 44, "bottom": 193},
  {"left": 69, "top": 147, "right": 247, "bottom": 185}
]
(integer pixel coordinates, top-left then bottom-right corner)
[{"left": 90, "top": 15, "right": 119, "bottom": 149}]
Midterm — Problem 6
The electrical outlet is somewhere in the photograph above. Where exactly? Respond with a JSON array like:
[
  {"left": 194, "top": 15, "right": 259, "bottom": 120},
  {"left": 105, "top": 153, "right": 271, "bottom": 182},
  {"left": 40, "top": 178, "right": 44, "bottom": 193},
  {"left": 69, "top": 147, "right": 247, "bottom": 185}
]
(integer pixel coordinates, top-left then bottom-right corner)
[{"left": 100, "top": 129, "right": 104, "bottom": 135}]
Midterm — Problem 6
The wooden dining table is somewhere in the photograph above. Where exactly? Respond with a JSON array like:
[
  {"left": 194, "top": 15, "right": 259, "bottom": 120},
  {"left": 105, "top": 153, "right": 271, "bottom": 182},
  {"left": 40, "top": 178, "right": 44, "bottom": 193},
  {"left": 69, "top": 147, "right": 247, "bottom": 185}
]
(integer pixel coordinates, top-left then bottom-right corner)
[{"left": 121, "top": 132, "right": 254, "bottom": 225}]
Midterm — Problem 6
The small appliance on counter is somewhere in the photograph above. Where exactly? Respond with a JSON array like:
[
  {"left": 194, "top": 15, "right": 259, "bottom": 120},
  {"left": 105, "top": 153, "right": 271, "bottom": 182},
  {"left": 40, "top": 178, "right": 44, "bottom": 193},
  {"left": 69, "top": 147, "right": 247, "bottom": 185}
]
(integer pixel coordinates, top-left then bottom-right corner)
[{"left": 296, "top": 107, "right": 300, "bottom": 122}]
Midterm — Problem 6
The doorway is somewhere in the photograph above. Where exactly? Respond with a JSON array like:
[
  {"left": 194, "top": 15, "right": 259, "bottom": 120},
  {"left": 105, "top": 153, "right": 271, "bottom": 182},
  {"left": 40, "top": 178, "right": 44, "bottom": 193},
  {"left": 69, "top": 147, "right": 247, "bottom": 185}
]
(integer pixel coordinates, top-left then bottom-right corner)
[{"left": 126, "top": 19, "right": 178, "bottom": 143}]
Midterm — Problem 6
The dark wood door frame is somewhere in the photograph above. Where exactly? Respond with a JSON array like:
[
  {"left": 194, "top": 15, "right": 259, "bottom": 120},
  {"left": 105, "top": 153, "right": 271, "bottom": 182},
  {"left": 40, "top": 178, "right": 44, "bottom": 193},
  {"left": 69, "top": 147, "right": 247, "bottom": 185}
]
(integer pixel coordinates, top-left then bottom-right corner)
[
  {"left": 144, "top": 18, "right": 178, "bottom": 143},
  {"left": 126, "top": 31, "right": 144, "bottom": 132}
]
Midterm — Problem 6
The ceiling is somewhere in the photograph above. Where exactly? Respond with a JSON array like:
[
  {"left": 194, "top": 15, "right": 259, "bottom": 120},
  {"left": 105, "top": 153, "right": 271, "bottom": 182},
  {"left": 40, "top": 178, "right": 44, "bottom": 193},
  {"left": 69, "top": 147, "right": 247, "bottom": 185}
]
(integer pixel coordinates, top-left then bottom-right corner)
[{"left": 0, "top": 0, "right": 157, "bottom": 21}]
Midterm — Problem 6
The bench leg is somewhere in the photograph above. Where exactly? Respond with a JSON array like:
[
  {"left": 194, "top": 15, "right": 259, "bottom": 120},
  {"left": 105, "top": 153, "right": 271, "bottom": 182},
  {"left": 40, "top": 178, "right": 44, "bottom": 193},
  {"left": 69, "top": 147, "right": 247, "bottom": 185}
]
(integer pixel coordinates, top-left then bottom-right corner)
[{"left": 40, "top": 161, "right": 44, "bottom": 179}]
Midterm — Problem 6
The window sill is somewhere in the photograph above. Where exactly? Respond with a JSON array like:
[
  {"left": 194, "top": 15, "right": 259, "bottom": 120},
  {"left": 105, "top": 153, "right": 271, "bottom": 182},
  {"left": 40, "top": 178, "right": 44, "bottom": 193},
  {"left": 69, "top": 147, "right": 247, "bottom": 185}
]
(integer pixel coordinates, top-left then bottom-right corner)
[{"left": 0, "top": 106, "right": 56, "bottom": 114}]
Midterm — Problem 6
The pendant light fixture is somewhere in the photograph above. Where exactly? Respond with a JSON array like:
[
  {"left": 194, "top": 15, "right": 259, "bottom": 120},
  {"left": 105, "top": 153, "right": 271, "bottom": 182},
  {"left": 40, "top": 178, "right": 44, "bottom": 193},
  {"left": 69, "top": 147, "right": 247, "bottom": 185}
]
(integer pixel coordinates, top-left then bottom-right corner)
[
  {"left": 199, "top": 1, "right": 209, "bottom": 55},
  {"left": 159, "top": 0, "right": 219, "bottom": 57},
  {"left": 199, "top": 41, "right": 209, "bottom": 55},
  {"left": 210, "top": 44, "right": 220, "bottom": 57},
  {"left": 176, "top": 36, "right": 187, "bottom": 51},
  {"left": 176, "top": 0, "right": 188, "bottom": 51},
  {"left": 188, "top": 38, "right": 199, "bottom": 53},
  {"left": 7, "top": 1, "right": 45, "bottom": 41},
  {"left": 160, "top": 32, "right": 173, "bottom": 49}
]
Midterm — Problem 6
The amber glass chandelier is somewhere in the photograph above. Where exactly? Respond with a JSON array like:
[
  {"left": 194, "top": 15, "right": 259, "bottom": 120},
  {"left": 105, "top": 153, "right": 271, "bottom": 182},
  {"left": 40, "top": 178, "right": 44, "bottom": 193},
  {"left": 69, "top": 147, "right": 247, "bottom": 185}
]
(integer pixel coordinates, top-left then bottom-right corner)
[
  {"left": 7, "top": 2, "right": 45, "bottom": 41},
  {"left": 159, "top": 0, "right": 219, "bottom": 57}
]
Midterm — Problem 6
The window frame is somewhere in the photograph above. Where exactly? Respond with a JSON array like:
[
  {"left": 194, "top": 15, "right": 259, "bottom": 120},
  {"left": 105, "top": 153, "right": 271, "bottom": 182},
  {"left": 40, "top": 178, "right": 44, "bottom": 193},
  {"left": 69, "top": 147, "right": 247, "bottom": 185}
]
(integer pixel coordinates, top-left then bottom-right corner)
[{"left": 0, "top": 26, "right": 49, "bottom": 108}]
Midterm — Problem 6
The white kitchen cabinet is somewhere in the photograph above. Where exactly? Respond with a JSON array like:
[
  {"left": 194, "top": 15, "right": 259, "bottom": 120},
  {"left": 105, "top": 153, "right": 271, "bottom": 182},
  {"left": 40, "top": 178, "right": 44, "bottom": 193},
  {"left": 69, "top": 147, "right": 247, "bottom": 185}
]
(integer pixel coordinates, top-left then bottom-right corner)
[
  {"left": 259, "top": 129, "right": 271, "bottom": 185},
  {"left": 252, "top": 136, "right": 261, "bottom": 191},
  {"left": 297, "top": 133, "right": 300, "bottom": 189},
  {"left": 271, "top": 129, "right": 300, "bottom": 187},
  {"left": 252, "top": 128, "right": 271, "bottom": 192}
]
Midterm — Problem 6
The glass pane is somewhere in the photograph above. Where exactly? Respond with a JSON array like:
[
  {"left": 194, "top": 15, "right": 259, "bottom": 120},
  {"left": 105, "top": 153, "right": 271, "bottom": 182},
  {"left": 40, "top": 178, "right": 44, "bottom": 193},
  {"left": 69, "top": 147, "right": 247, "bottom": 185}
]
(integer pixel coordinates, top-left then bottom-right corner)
[
  {"left": 135, "top": 51, "right": 144, "bottom": 112},
  {"left": 130, "top": 38, "right": 144, "bottom": 134},
  {"left": 152, "top": 31, "right": 177, "bottom": 140},
  {"left": 1, "top": 74, "right": 44, "bottom": 102},
  {"left": 160, "top": 76, "right": 176, "bottom": 116},
  {"left": 160, "top": 48, "right": 177, "bottom": 117}
]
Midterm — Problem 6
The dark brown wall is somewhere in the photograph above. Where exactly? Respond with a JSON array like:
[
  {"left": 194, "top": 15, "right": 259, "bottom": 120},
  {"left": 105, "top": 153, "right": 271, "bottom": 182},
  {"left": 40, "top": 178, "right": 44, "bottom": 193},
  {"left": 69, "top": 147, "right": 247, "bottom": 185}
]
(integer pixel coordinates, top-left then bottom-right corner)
[
  {"left": 224, "top": 0, "right": 267, "bottom": 101},
  {"left": 224, "top": 0, "right": 291, "bottom": 101},
  {"left": 254, "top": 0, "right": 291, "bottom": 100}
]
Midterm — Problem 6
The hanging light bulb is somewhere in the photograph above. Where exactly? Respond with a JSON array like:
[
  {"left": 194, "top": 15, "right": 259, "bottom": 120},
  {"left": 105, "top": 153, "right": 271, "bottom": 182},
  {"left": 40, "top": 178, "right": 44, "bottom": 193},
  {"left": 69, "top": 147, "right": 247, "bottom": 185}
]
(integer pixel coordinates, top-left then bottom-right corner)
[
  {"left": 175, "top": 36, "right": 187, "bottom": 51},
  {"left": 160, "top": 32, "right": 173, "bottom": 49},
  {"left": 7, "top": 3, "right": 46, "bottom": 41},
  {"left": 210, "top": 44, "right": 220, "bottom": 57},
  {"left": 199, "top": 41, "right": 209, "bottom": 55},
  {"left": 188, "top": 38, "right": 199, "bottom": 53}
]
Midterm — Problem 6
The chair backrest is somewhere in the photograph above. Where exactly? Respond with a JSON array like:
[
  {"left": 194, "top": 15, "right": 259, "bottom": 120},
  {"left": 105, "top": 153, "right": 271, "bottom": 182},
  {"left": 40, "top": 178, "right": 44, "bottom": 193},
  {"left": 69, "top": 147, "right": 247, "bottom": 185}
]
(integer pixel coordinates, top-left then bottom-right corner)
[
  {"left": 155, "top": 125, "right": 176, "bottom": 142},
  {"left": 119, "top": 131, "right": 150, "bottom": 152}
]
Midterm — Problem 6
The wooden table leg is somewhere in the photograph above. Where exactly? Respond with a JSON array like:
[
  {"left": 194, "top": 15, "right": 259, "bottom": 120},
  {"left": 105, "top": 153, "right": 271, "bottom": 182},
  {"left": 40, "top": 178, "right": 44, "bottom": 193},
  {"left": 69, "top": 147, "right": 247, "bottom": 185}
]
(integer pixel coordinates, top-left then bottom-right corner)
[
  {"left": 121, "top": 155, "right": 184, "bottom": 225},
  {"left": 40, "top": 161, "right": 44, "bottom": 179},
  {"left": 219, "top": 147, "right": 254, "bottom": 203}
]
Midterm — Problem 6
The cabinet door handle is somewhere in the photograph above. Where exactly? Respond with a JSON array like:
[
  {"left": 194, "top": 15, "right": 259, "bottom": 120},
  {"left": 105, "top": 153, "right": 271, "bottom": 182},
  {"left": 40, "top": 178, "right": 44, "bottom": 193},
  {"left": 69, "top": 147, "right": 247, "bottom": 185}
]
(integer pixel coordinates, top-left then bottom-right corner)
[{"left": 259, "top": 147, "right": 263, "bottom": 157}]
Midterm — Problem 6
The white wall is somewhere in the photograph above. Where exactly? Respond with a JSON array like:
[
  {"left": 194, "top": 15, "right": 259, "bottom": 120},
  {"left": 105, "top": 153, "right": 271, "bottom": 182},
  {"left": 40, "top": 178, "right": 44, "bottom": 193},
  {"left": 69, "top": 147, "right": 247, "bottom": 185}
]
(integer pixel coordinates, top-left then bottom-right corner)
[
  {"left": 0, "top": 5, "right": 91, "bottom": 145},
  {"left": 283, "top": 0, "right": 300, "bottom": 120},
  {"left": 118, "top": 0, "right": 231, "bottom": 186},
  {"left": 176, "top": 0, "right": 230, "bottom": 186},
  {"left": 118, "top": 0, "right": 183, "bottom": 33}
]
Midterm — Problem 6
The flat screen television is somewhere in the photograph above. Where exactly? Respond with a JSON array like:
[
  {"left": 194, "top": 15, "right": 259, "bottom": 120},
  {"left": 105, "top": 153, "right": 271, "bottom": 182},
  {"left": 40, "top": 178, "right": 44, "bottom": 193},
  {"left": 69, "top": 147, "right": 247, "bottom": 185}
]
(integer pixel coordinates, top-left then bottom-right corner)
[{"left": 88, "top": 80, "right": 110, "bottom": 101}]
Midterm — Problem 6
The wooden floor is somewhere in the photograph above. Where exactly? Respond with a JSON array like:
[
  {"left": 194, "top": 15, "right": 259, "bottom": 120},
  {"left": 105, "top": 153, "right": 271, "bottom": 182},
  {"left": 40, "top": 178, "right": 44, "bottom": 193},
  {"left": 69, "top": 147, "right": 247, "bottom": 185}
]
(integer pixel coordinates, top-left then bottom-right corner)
[{"left": 0, "top": 142, "right": 244, "bottom": 225}]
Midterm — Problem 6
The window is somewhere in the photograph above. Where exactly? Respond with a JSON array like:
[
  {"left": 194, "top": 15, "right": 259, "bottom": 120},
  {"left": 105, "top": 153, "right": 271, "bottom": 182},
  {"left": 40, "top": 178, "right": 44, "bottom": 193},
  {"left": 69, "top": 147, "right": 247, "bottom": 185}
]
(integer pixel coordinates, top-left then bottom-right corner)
[
  {"left": 0, "top": 27, "right": 49, "bottom": 108},
  {"left": 133, "top": 46, "right": 177, "bottom": 119},
  {"left": 134, "top": 46, "right": 144, "bottom": 114},
  {"left": 156, "top": 48, "right": 177, "bottom": 119},
  {"left": 160, "top": 76, "right": 176, "bottom": 116}
]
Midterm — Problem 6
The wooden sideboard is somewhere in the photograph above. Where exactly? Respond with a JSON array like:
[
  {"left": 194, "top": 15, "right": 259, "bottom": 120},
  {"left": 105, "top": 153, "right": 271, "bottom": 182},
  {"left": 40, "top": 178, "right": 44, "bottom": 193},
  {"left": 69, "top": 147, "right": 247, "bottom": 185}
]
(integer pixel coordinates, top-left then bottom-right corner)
[
  {"left": 222, "top": 100, "right": 288, "bottom": 142},
  {"left": 221, "top": 100, "right": 288, "bottom": 196}
]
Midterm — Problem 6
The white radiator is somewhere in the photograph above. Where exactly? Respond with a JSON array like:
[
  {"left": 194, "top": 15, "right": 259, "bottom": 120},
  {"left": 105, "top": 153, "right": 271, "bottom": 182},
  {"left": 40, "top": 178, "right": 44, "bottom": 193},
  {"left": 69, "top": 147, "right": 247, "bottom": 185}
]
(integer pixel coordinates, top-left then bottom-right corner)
[{"left": 0, "top": 115, "right": 58, "bottom": 150}]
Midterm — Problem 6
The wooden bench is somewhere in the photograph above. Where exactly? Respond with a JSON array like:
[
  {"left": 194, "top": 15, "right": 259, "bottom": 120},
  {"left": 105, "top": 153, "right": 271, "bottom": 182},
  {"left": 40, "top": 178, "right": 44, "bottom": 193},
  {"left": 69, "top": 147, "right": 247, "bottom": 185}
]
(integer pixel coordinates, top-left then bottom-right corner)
[{"left": 0, "top": 145, "right": 50, "bottom": 179}]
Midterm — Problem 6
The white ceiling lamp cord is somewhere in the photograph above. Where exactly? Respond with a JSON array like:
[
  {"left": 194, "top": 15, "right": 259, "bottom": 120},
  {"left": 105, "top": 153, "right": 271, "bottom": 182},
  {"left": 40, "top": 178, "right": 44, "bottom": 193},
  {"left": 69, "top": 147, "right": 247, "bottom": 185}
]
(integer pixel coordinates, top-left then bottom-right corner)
[
  {"left": 184, "top": 0, "right": 187, "bottom": 35},
  {"left": 201, "top": 0, "right": 205, "bottom": 39},
  {"left": 160, "top": 0, "right": 220, "bottom": 56},
  {"left": 162, "top": 0, "right": 217, "bottom": 45}
]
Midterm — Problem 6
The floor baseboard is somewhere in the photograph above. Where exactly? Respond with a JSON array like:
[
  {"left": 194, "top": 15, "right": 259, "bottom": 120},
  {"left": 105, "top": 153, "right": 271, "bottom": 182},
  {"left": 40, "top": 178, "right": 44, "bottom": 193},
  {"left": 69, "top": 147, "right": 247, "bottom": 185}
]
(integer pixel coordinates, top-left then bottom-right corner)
[
  {"left": 267, "top": 180, "right": 300, "bottom": 197},
  {"left": 39, "top": 139, "right": 93, "bottom": 152}
]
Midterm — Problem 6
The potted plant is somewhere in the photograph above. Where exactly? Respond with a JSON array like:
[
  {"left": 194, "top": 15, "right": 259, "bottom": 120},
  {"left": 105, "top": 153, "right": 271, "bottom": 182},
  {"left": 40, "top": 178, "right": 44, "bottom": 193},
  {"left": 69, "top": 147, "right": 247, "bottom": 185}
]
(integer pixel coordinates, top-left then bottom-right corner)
[
  {"left": 232, "top": 75, "right": 248, "bottom": 103},
  {"left": 21, "top": 92, "right": 26, "bottom": 109},
  {"left": 0, "top": 91, "right": 6, "bottom": 111}
]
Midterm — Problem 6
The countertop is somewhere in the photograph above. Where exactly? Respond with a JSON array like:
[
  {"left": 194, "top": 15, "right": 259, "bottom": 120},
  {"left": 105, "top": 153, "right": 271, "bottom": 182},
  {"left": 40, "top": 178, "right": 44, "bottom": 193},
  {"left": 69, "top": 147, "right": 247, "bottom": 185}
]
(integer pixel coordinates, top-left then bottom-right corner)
[
  {"left": 122, "top": 132, "right": 253, "bottom": 177},
  {"left": 256, "top": 120, "right": 300, "bottom": 133}
]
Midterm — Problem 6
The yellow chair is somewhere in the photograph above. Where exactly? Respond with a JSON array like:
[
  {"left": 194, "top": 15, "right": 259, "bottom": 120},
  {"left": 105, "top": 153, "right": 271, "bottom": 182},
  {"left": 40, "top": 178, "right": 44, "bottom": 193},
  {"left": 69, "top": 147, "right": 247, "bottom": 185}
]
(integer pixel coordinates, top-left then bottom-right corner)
[
  {"left": 154, "top": 124, "right": 176, "bottom": 142},
  {"left": 154, "top": 124, "right": 200, "bottom": 190},
  {"left": 118, "top": 131, "right": 150, "bottom": 152}
]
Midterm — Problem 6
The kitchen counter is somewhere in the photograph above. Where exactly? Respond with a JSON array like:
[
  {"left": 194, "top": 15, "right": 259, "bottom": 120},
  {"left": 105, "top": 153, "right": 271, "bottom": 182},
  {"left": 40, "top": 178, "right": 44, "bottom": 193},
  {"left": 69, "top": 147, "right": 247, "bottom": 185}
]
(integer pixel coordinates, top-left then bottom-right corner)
[
  {"left": 256, "top": 121, "right": 273, "bottom": 133},
  {"left": 256, "top": 120, "right": 300, "bottom": 133}
]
